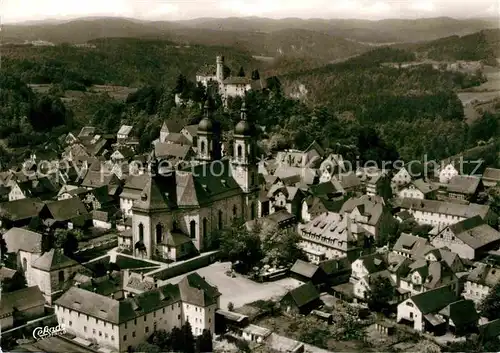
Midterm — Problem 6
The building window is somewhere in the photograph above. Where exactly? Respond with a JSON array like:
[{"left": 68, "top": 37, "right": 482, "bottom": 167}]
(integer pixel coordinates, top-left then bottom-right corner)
[
  {"left": 125, "top": 323, "right": 127, "bottom": 329},
  {"left": 111, "top": 336, "right": 115, "bottom": 341},
  {"left": 61, "top": 318, "right": 64, "bottom": 324},
  {"left": 105, "top": 333, "right": 108, "bottom": 339},
  {"left": 84, "top": 326, "right": 87, "bottom": 333},
  {"left": 218, "top": 210, "right": 223, "bottom": 230},
  {"left": 201, "top": 141, "right": 206, "bottom": 154},
  {"left": 190, "top": 220, "right": 196, "bottom": 238},
  {"left": 58, "top": 270, "right": 64, "bottom": 283},
  {"left": 99, "top": 331, "right": 102, "bottom": 337},
  {"left": 69, "top": 321, "right": 72, "bottom": 326},
  {"left": 187, "top": 316, "right": 189, "bottom": 321},
  {"left": 203, "top": 218, "right": 208, "bottom": 239},
  {"left": 178, "top": 315, "right": 181, "bottom": 319},
  {"left": 134, "top": 319, "right": 137, "bottom": 325},
  {"left": 237, "top": 145, "right": 242, "bottom": 158},
  {"left": 144, "top": 315, "right": 147, "bottom": 322},
  {"left": 93, "top": 329, "right": 96, "bottom": 334},
  {"left": 132, "top": 332, "right": 136, "bottom": 338},
  {"left": 250, "top": 202, "right": 255, "bottom": 220},
  {"left": 139, "top": 223, "right": 144, "bottom": 242},
  {"left": 124, "top": 335, "right": 127, "bottom": 342},
  {"left": 156, "top": 224, "right": 163, "bottom": 244},
  {"left": 145, "top": 327, "right": 149, "bottom": 333},
  {"left": 163, "top": 308, "right": 165, "bottom": 314}
]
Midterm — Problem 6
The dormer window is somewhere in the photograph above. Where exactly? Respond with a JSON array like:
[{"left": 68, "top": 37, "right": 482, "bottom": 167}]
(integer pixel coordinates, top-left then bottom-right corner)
[{"left": 141, "top": 193, "right": 147, "bottom": 201}]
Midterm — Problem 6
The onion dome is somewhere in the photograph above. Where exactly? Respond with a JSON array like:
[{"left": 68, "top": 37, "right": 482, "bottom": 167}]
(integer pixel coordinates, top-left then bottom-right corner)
[
  {"left": 198, "top": 99, "right": 214, "bottom": 133},
  {"left": 234, "top": 102, "right": 255, "bottom": 136}
]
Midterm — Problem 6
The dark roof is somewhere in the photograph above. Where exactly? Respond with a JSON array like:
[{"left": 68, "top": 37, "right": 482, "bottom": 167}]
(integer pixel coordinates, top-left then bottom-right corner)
[
  {"left": 32, "top": 248, "right": 80, "bottom": 271},
  {"left": 0, "top": 286, "right": 45, "bottom": 316},
  {"left": 439, "top": 299, "right": 478, "bottom": 326},
  {"left": 182, "top": 124, "right": 199, "bottom": 137},
  {"left": 0, "top": 266, "right": 17, "bottom": 281},
  {"left": 163, "top": 231, "right": 192, "bottom": 247},
  {"left": 284, "top": 282, "right": 320, "bottom": 308},
  {"left": 358, "top": 253, "right": 388, "bottom": 274},
  {"left": 0, "top": 198, "right": 44, "bottom": 221},
  {"left": 178, "top": 272, "right": 221, "bottom": 306},
  {"left": 483, "top": 168, "right": 500, "bottom": 182},
  {"left": 318, "top": 258, "right": 351, "bottom": 275},
  {"left": 446, "top": 175, "right": 481, "bottom": 195},
  {"left": 163, "top": 133, "right": 191, "bottom": 145},
  {"left": 409, "top": 286, "right": 458, "bottom": 314},
  {"left": 3, "top": 227, "right": 43, "bottom": 253},
  {"left": 480, "top": 318, "right": 500, "bottom": 340},
  {"left": 155, "top": 143, "right": 193, "bottom": 159},
  {"left": 45, "top": 198, "right": 90, "bottom": 222}
]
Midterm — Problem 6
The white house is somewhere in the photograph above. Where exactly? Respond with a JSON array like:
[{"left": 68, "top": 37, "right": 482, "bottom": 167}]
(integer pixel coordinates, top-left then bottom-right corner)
[
  {"left": 439, "top": 164, "right": 459, "bottom": 184},
  {"left": 54, "top": 272, "right": 220, "bottom": 352},
  {"left": 463, "top": 264, "right": 500, "bottom": 305}
]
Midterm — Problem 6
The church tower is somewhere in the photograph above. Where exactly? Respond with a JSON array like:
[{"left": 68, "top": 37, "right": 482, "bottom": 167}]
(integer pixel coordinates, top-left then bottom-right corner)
[
  {"left": 197, "top": 99, "right": 220, "bottom": 162},
  {"left": 231, "top": 102, "right": 258, "bottom": 193},
  {"left": 216, "top": 55, "right": 225, "bottom": 84}
]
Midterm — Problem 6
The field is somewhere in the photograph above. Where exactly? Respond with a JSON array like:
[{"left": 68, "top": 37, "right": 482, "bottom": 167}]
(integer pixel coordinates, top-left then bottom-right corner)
[{"left": 28, "top": 84, "right": 138, "bottom": 101}]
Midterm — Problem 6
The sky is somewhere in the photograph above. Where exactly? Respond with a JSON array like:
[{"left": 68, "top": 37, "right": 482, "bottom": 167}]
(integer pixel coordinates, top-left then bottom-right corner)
[{"left": 1, "top": 0, "right": 499, "bottom": 23}]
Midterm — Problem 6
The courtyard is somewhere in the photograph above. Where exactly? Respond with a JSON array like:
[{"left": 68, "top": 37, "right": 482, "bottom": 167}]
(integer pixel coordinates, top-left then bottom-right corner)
[{"left": 166, "top": 261, "right": 303, "bottom": 309}]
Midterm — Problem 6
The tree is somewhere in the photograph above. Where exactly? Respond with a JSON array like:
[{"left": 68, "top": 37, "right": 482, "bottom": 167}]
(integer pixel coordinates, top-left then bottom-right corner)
[
  {"left": 148, "top": 329, "right": 171, "bottom": 350},
  {"left": 365, "top": 276, "right": 395, "bottom": 312},
  {"left": 195, "top": 329, "right": 212, "bottom": 353},
  {"left": 251, "top": 69, "right": 260, "bottom": 80},
  {"left": 134, "top": 342, "right": 161, "bottom": 353},
  {"left": 54, "top": 229, "right": 79, "bottom": 257},
  {"left": 219, "top": 227, "right": 263, "bottom": 273},
  {"left": 170, "top": 326, "right": 183, "bottom": 352},
  {"left": 261, "top": 230, "right": 306, "bottom": 267},
  {"left": 2, "top": 271, "right": 27, "bottom": 292},
  {"left": 237, "top": 67, "right": 245, "bottom": 77},
  {"left": 479, "top": 282, "right": 500, "bottom": 320},
  {"left": 175, "top": 74, "right": 188, "bottom": 95},
  {"left": 180, "top": 321, "right": 195, "bottom": 353},
  {"left": 0, "top": 233, "right": 7, "bottom": 262}
]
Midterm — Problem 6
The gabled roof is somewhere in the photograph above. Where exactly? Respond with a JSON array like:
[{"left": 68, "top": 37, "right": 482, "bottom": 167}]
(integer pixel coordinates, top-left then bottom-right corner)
[
  {"left": 0, "top": 286, "right": 45, "bottom": 316},
  {"left": 466, "top": 264, "right": 500, "bottom": 287},
  {"left": 290, "top": 260, "right": 321, "bottom": 279},
  {"left": 413, "top": 179, "right": 439, "bottom": 194},
  {"left": 163, "top": 133, "right": 191, "bottom": 145},
  {"left": 340, "top": 195, "right": 384, "bottom": 226},
  {"left": 0, "top": 197, "right": 45, "bottom": 221},
  {"left": 284, "top": 282, "right": 320, "bottom": 308},
  {"left": 178, "top": 272, "right": 221, "bottom": 306},
  {"left": 155, "top": 143, "right": 193, "bottom": 159},
  {"left": 446, "top": 175, "right": 481, "bottom": 195},
  {"left": 163, "top": 231, "right": 193, "bottom": 247},
  {"left": 400, "top": 198, "right": 491, "bottom": 219},
  {"left": 3, "top": 227, "right": 43, "bottom": 253},
  {"left": 133, "top": 176, "right": 173, "bottom": 212},
  {"left": 45, "top": 198, "right": 89, "bottom": 222},
  {"left": 409, "top": 285, "right": 458, "bottom": 314},
  {"left": 181, "top": 124, "right": 199, "bottom": 137},
  {"left": 318, "top": 258, "right": 351, "bottom": 275},
  {"left": 393, "top": 233, "right": 429, "bottom": 257},
  {"left": 480, "top": 318, "right": 500, "bottom": 340},
  {"left": 357, "top": 253, "right": 388, "bottom": 274},
  {"left": 439, "top": 299, "right": 478, "bottom": 326},
  {"left": 32, "top": 248, "right": 80, "bottom": 271},
  {"left": 78, "top": 126, "right": 96, "bottom": 138},
  {"left": 482, "top": 168, "right": 500, "bottom": 182},
  {"left": 446, "top": 216, "right": 500, "bottom": 249},
  {"left": 117, "top": 125, "right": 133, "bottom": 136}
]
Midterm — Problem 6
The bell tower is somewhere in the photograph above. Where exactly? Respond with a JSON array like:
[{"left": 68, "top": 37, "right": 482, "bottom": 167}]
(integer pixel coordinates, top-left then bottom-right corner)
[
  {"left": 197, "top": 99, "right": 220, "bottom": 162},
  {"left": 231, "top": 102, "right": 258, "bottom": 193}
]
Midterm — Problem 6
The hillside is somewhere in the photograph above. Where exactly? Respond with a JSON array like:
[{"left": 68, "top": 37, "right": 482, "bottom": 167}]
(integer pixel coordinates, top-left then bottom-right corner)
[
  {"left": 3, "top": 16, "right": 498, "bottom": 64},
  {"left": 399, "top": 29, "right": 500, "bottom": 65},
  {"left": 0, "top": 38, "right": 260, "bottom": 88}
]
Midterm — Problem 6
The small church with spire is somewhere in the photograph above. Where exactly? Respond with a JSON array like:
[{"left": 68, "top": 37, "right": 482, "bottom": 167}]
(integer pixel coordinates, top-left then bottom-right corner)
[{"left": 131, "top": 100, "right": 260, "bottom": 261}]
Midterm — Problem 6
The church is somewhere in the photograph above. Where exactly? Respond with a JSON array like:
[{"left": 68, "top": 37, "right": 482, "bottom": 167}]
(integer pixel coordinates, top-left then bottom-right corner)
[{"left": 131, "top": 101, "right": 260, "bottom": 261}]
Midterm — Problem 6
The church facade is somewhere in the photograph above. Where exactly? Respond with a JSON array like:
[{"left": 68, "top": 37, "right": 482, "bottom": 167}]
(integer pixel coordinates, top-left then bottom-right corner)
[{"left": 131, "top": 102, "right": 260, "bottom": 261}]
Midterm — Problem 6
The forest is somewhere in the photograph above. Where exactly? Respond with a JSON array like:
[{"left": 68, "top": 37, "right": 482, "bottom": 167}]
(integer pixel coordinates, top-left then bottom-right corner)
[{"left": 0, "top": 39, "right": 499, "bottom": 169}]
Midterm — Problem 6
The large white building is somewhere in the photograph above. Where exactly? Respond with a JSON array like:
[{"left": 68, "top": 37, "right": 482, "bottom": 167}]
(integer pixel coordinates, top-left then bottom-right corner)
[
  {"left": 131, "top": 102, "right": 260, "bottom": 261},
  {"left": 54, "top": 273, "right": 220, "bottom": 352},
  {"left": 196, "top": 56, "right": 265, "bottom": 105}
]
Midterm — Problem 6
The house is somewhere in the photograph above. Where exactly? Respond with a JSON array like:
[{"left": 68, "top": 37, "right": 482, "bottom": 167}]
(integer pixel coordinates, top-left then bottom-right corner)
[
  {"left": 159, "top": 120, "right": 184, "bottom": 143},
  {"left": 30, "top": 248, "right": 83, "bottom": 304},
  {"left": 159, "top": 231, "right": 199, "bottom": 262},
  {"left": 267, "top": 185, "right": 304, "bottom": 219},
  {"left": 117, "top": 125, "right": 133, "bottom": 142},
  {"left": 180, "top": 124, "right": 199, "bottom": 146},
  {"left": 57, "top": 185, "right": 89, "bottom": 200},
  {"left": 41, "top": 197, "right": 91, "bottom": 229},
  {"left": 299, "top": 212, "right": 367, "bottom": 263},
  {"left": 479, "top": 318, "right": 500, "bottom": 342},
  {"left": 300, "top": 195, "right": 345, "bottom": 223},
  {"left": 391, "top": 167, "right": 413, "bottom": 193},
  {"left": 439, "top": 163, "right": 459, "bottom": 184},
  {"left": 239, "top": 324, "right": 272, "bottom": 343},
  {"left": 392, "top": 233, "right": 431, "bottom": 259},
  {"left": 398, "top": 179, "right": 438, "bottom": 200},
  {"left": 119, "top": 174, "right": 149, "bottom": 218},
  {"left": 438, "top": 299, "right": 479, "bottom": 336},
  {"left": 396, "top": 286, "right": 459, "bottom": 332},
  {"left": 0, "top": 197, "right": 45, "bottom": 228},
  {"left": 318, "top": 258, "right": 352, "bottom": 286},
  {"left": 289, "top": 259, "right": 327, "bottom": 285},
  {"left": 279, "top": 282, "right": 321, "bottom": 315},
  {"left": 439, "top": 175, "right": 483, "bottom": 203},
  {"left": 398, "top": 259, "right": 459, "bottom": 296},
  {"left": 356, "top": 167, "right": 389, "bottom": 197},
  {"left": 482, "top": 168, "right": 500, "bottom": 188},
  {"left": 430, "top": 216, "right": 500, "bottom": 260},
  {"left": 340, "top": 195, "right": 385, "bottom": 238},
  {"left": 463, "top": 264, "right": 500, "bottom": 305},
  {"left": 54, "top": 272, "right": 221, "bottom": 352},
  {"left": 245, "top": 210, "right": 297, "bottom": 235},
  {"left": 399, "top": 198, "right": 493, "bottom": 227},
  {"left": 154, "top": 143, "right": 195, "bottom": 163},
  {"left": 162, "top": 133, "right": 191, "bottom": 146},
  {"left": 351, "top": 253, "right": 388, "bottom": 283},
  {"left": 318, "top": 154, "right": 345, "bottom": 183},
  {"left": 8, "top": 178, "right": 58, "bottom": 201},
  {"left": 0, "top": 286, "right": 45, "bottom": 330},
  {"left": 338, "top": 172, "right": 363, "bottom": 194}
]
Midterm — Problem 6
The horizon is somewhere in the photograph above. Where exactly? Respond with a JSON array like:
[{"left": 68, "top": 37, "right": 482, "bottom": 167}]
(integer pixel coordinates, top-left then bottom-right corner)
[{"left": 2, "top": 0, "right": 499, "bottom": 24}]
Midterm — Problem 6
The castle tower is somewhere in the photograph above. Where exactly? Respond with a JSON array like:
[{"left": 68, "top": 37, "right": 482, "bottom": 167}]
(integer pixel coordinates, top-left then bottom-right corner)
[
  {"left": 197, "top": 99, "right": 220, "bottom": 162},
  {"left": 216, "top": 55, "right": 225, "bottom": 84},
  {"left": 231, "top": 102, "right": 258, "bottom": 193}
]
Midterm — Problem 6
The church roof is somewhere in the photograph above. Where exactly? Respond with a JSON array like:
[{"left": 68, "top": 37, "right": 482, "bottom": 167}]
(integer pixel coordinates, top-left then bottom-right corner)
[
  {"left": 133, "top": 176, "right": 173, "bottom": 212},
  {"left": 32, "top": 248, "right": 80, "bottom": 271}
]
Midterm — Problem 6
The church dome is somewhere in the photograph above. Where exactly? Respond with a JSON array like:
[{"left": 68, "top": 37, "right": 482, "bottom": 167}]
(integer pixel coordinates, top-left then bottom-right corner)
[
  {"left": 234, "top": 102, "right": 255, "bottom": 136},
  {"left": 198, "top": 99, "right": 214, "bottom": 133},
  {"left": 234, "top": 120, "right": 254, "bottom": 136},
  {"left": 198, "top": 117, "right": 214, "bottom": 132}
]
